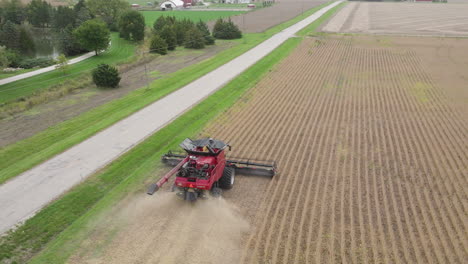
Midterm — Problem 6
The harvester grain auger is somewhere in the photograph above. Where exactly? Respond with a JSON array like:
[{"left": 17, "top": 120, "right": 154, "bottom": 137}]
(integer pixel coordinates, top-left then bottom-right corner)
[{"left": 147, "top": 138, "right": 277, "bottom": 201}]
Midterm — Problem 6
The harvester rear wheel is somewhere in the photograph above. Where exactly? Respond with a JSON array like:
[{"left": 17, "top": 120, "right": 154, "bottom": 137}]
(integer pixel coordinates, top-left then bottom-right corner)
[{"left": 219, "top": 167, "right": 235, "bottom": 189}]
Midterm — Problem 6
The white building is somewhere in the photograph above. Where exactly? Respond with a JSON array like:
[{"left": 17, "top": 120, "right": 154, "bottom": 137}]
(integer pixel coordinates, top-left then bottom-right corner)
[{"left": 160, "top": 0, "right": 184, "bottom": 10}]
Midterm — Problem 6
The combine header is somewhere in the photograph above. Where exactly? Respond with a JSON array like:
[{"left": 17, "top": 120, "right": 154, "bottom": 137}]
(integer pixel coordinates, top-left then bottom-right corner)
[{"left": 147, "top": 138, "right": 277, "bottom": 201}]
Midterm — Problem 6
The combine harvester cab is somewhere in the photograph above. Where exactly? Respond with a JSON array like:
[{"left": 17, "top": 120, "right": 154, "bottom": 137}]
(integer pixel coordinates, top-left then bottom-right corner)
[{"left": 147, "top": 138, "right": 277, "bottom": 201}]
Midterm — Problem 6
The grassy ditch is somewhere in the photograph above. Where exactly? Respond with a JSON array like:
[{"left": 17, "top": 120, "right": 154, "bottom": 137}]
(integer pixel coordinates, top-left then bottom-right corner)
[
  {"left": 0, "top": 33, "right": 135, "bottom": 104},
  {"left": 0, "top": 2, "right": 341, "bottom": 263},
  {"left": 0, "top": 1, "right": 333, "bottom": 185}
]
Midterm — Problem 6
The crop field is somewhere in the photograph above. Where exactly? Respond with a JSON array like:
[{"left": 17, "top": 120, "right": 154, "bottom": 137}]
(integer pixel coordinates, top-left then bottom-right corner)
[
  {"left": 141, "top": 10, "right": 245, "bottom": 26},
  {"left": 321, "top": 1, "right": 468, "bottom": 36},
  {"left": 204, "top": 35, "right": 468, "bottom": 263},
  {"left": 61, "top": 34, "right": 468, "bottom": 264}
]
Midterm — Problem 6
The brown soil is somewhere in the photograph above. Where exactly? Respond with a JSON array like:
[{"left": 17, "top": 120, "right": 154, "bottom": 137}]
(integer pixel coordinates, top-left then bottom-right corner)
[
  {"left": 208, "top": 0, "right": 329, "bottom": 33},
  {"left": 69, "top": 34, "right": 468, "bottom": 263},
  {"left": 0, "top": 43, "right": 232, "bottom": 147}
]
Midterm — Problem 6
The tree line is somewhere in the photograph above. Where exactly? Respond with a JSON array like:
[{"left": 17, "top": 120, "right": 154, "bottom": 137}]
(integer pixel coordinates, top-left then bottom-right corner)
[
  {"left": 0, "top": 0, "right": 142, "bottom": 70},
  {"left": 150, "top": 16, "right": 242, "bottom": 55}
]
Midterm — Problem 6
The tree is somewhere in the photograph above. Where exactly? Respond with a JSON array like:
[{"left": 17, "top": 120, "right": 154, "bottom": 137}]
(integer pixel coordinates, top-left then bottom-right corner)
[
  {"left": 173, "top": 18, "right": 194, "bottom": 46},
  {"left": 58, "top": 25, "right": 88, "bottom": 56},
  {"left": 152, "top": 16, "right": 167, "bottom": 33},
  {"left": 213, "top": 18, "right": 242, "bottom": 40},
  {"left": 18, "top": 25, "right": 35, "bottom": 54},
  {"left": 118, "top": 10, "right": 145, "bottom": 41},
  {"left": 160, "top": 25, "right": 176, "bottom": 50},
  {"left": 53, "top": 6, "right": 76, "bottom": 30},
  {"left": 73, "top": 0, "right": 86, "bottom": 13},
  {"left": 87, "top": 0, "right": 130, "bottom": 30},
  {"left": 149, "top": 34, "right": 167, "bottom": 55},
  {"left": 55, "top": 53, "right": 69, "bottom": 74},
  {"left": 92, "top": 63, "right": 120, "bottom": 88},
  {"left": 173, "top": 21, "right": 186, "bottom": 46},
  {"left": 0, "top": 20, "right": 19, "bottom": 51},
  {"left": 74, "top": 19, "right": 110, "bottom": 55},
  {"left": 27, "top": 0, "right": 52, "bottom": 27},
  {"left": 184, "top": 27, "right": 205, "bottom": 49},
  {"left": 0, "top": 45, "right": 11, "bottom": 69},
  {"left": 196, "top": 20, "right": 214, "bottom": 45},
  {"left": 1, "top": 0, "right": 25, "bottom": 24},
  {"left": 75, "top": 6, "right": 92, "bottom": 27}
]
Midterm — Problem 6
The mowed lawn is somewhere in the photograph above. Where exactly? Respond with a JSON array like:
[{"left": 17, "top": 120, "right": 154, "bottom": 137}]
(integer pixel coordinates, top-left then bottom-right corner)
[
  {"left": 0, "top": 33, "right": 135, "bottom": 104},
  {"left": 141, "top": 10, "right": 245, "bottom": 26}
]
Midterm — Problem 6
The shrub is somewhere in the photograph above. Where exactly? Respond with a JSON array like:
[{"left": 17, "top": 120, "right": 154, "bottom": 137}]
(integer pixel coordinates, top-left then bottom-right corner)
[
  {"left": 212, "top": 18, "right": 242, "bottom": 40},
  {"left": 17, "top": 57, "right": 55, "bottom": 69},
  {"left": 184, "top": 27, "right": 205, "bottom": 49},
  {"left": 92, "top": 63, "right": 121, "bottom": 88},
  {"left": 149, "top": 34, "right": 167, "bottom": 55},
  {"left": 0, "top": 46, "right": 11, "bottom": 69},
  {"left": 160, "top": 25, "right": 177, "bottom": 50}
]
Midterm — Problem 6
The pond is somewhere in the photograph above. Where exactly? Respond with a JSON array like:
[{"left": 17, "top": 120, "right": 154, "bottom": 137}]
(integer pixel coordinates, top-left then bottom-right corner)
[{"left": 29, "top": 28, "right": 61, "bottom": 59}]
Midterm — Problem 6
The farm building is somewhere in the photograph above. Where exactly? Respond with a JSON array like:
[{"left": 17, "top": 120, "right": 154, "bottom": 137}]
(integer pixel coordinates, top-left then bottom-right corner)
[
  {"left": 160, "top": 0, "right": 184, "bottom": 10},
  {"left": 223, "top": 0, "right": 251, "bottom": 3}
]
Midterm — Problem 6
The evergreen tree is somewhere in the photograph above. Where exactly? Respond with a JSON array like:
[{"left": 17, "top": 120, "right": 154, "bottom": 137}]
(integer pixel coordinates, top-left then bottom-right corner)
[
  {"left": 0, "top": 21, "right": 19, "bottom": 50},
  {"left": 2, "top": 0, "right": 25, "bottom": 25},
  {"left": 173, "top": 21, "right": 186, "bottom": 46},
  {"left": 18, "top": 25, "right": 35, "bottom": 54},
  {"left": 27, "top": 0, "right": 52, "bottom": 27},
  {"left": 213, "top": 18, "right": 242, "bottom": 40},
  {"left": 75, "top": 6, "right": 92, "bottom": 27},
  {"left": 92, "top": 63, "right": 121, "bottom": 88},
  {"left": 153, "top": 16, "right": 167, "bottom": 33},
  {"left": 184, "top": 27, "right": 205, "bottom": 49},
  {"left": 160, "top": 25, "right": 177, "bottom": 50},
  {"left": 53, "top": 6, "right": 76, "bottom": 30},
  {"left": 118, "top": 10, "right": 145, "bottom": 41},
  {"left": 196, "top": 20, "right": 214, "bottom": 45},
  {"left": 149, "top": 34, "right": 167, "bottom": 55}
]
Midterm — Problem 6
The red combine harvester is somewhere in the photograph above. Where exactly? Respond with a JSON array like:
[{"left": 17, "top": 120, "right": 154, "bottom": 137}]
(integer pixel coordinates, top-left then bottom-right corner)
[{"left": 147, "top": 138, "right": 277, "bottom": 201}]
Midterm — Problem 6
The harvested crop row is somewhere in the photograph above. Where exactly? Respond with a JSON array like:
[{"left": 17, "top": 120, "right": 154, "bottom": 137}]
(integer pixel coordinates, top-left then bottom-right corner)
[{"left": 204, "top": 35, "right": 468, "bottom": 263}]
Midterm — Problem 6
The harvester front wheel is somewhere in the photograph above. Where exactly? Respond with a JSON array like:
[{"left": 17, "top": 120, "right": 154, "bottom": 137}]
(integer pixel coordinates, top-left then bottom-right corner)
[{"left": 219, "top": 167, "right": 235, "bottom": 189}]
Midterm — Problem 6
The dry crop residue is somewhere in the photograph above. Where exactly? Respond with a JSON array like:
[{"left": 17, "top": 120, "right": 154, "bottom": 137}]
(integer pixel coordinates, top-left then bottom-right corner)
[
  {"left": 69, "top": 193, "right": 249, "bottom": 264},
  {"left": 203, "top": 35, "right": 468, "bottom": 263}
]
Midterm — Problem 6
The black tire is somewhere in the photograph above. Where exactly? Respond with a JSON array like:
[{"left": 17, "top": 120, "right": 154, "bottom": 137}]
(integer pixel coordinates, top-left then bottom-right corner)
[{"left": 219, "top": 167, "right": 235, "bottom": 189}]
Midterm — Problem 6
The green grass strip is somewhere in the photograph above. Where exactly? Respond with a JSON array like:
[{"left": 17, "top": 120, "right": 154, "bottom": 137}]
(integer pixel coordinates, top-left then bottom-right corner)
[
  {"left": 0, "top": 1, "right": 333, "bottom": 185},
  {"left": 28, "top": 35, "right": 302, "bottom": 264},
  {"left": 0, "top": 33, "right": 135, "bottom": 104},
  {"left": 0, "top": 2, "right": 341, "bottom": 263},
  {"left": 141, "top": 10, "right": 246, "bottom": 26}
]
